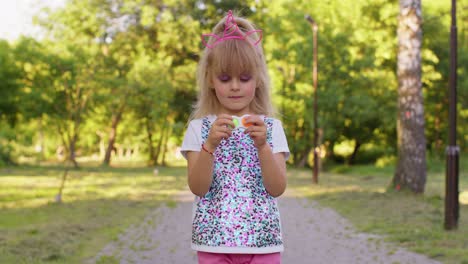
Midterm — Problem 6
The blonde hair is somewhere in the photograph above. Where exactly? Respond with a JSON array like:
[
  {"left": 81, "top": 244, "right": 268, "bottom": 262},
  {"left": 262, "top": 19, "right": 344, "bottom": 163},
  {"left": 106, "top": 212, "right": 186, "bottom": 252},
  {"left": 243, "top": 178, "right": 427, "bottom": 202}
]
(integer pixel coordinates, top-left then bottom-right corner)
[{"left": 191, "top": 11, "right": 274, "bottom": 120}]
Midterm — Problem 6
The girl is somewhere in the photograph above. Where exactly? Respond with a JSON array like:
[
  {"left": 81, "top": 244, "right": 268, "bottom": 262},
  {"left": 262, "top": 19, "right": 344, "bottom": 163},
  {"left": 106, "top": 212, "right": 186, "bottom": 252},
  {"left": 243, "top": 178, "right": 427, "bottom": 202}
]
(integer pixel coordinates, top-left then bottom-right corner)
[{"left": 181, "top": 10, "right": 289, "bottom": 264}]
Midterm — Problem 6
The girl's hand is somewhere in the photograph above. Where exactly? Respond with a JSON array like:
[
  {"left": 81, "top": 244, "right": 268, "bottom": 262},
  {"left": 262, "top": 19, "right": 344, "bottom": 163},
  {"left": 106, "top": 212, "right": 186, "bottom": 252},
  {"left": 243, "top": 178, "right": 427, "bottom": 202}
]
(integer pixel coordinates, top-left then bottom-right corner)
[
  {"left": 244, "top": 115, "right": 268, "bottom": 150},
  {"left": 205, "top": 114, "right": 234, "bottom": 152}
]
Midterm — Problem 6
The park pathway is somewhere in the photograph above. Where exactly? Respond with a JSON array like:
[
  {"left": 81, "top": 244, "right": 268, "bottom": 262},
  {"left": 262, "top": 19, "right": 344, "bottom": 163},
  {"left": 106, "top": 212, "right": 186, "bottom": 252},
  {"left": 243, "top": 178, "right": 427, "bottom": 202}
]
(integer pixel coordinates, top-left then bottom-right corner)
[{"left": 90, "top": 189, "right": 441, "bottom": 264}]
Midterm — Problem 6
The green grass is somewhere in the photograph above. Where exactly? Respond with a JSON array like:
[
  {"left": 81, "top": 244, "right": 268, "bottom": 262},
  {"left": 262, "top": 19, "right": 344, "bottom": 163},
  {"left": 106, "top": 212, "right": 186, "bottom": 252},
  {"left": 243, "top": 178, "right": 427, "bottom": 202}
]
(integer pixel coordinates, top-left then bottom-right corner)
[
  {"left": 0, "top": 163, "right": 187, "bottom": 263},
  {"left": 287, "top": 157, "right": 468, "bottom": 264},
  {"left": 1, "top": 156, "right": 467, "bottom": 263}
]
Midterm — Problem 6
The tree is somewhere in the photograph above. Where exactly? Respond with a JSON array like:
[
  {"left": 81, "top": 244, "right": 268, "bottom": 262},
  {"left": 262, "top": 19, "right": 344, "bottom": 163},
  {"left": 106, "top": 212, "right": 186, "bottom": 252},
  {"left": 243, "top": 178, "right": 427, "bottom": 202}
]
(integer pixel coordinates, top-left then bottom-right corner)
[
  {"left": 0, "top": 40, "right": 22, "bottom": 165},
  {"left": 37, "top": 0, "right": 110, "bottom": 167},
  {"left": 12, "top": 37, "right": 63, "bottom": 162},
  {"left": 264, "top": 0, "right": 399, "bottom": 166},
  {"left": 393, "top": 0, "right": 426, "bottom": 193},
  {"left": 4, "top": 0, "right": 465, "bottom": 167},
  {"left": 0, "top": 41, "right": 21, "bottom": 125}
]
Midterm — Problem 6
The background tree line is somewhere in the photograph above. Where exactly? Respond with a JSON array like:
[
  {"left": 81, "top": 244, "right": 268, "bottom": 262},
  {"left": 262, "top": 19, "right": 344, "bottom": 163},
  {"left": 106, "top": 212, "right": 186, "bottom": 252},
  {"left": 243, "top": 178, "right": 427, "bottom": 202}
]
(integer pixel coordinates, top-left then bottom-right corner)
[{"left": 0, "top": 0, "right": 466, "bottom": 168}]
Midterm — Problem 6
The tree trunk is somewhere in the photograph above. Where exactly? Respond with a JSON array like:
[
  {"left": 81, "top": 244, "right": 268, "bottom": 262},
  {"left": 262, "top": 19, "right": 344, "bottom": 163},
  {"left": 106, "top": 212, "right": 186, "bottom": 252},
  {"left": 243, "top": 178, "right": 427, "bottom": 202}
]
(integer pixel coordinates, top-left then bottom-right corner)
[
  {"left": 60, "top": 121, "right": 79, "bottom": 168},
  {"left": 349, "top": 140, "right": 361, "bottom": 165},
  {"left": 160, "top": 124, "right": 171, "bottom": 166},
  {"left": 103, "top": 111, "right": 123, "bottom": 166},
  {"left": 393, "top": 0, "right": 426, "bottom": 193},
  {"left": 154, "top": 121, "right": 168, "bottom": 165},
  {"left": 96, "top": 131, "right": 106, "bottom": 158},
  {"left": 297, "top": 146, "right": 312, "bottom": 168},
  {"left": 69, "top": 134, "right": 79, "bottom": 168},
  {"left": 145, "top": 118, "right": 156, "bottom": 165},
  {"left": 37, "top": 117, "right": 45, "bottom": 162},
  {"left": 327, "top": 140, "right": 336, "bottom": 161}
]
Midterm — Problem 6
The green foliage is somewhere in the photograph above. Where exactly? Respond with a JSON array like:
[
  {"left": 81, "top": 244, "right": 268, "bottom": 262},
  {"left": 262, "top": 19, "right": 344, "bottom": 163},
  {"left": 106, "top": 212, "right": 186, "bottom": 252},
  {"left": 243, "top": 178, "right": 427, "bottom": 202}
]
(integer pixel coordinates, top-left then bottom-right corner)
[
  {"left": 0, "top": 122, "right": 15, "bottom": 166},
  {"left": 422, "top": 0, "right": 468, "bottom": 154},
  {"left": 264, "top": 0, "right": 399, "bottom": 165},
  {"left": 0, "top": 41, "right": 24, "bottom": 165},
  {"left": 0, "top": 40, "right": 21, "bottom": 125},
  {"left": 0, "top": 0, "right": 466, "bottom": 165}
]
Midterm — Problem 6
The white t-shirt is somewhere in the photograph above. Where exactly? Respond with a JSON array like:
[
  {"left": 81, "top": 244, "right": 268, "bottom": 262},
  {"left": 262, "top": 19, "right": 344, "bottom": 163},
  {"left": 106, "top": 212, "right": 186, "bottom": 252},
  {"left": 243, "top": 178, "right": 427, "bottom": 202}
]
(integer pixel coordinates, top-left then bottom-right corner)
[{"left": 180, "top": 115, "right": 290, "bottom": 160}]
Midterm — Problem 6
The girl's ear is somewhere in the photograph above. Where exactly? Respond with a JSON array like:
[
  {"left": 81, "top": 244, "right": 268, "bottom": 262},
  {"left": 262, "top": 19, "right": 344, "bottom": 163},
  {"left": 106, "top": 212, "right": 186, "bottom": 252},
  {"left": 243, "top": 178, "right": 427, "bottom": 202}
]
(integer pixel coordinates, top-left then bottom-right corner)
[
  {"left": 208, "top": 82, "right": 215, "bottom": 89},
  {"left": 208, "top": 77, "right": 215, "bottom": 89},
  {"left": 207, "top": 72, "right": 215, "bottom": 89}
]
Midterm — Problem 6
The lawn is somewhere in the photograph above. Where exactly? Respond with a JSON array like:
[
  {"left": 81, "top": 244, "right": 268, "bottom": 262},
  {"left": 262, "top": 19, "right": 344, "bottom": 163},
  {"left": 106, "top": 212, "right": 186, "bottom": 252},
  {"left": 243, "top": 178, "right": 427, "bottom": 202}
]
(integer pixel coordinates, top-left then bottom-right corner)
[
  {"left": 0, "top": 163, "right": 188, "bottom": 263},
  {"left": 287, "top": 157, "right": 468, "bottom": 264},
  {"left": 0, "top": 157, "right": 467, "bottom": 263}
]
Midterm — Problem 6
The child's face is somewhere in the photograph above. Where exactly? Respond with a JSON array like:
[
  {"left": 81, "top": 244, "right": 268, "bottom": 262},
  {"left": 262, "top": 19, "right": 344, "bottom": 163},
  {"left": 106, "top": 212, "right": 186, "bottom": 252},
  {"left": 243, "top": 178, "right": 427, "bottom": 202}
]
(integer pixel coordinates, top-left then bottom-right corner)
[{"left": 212, "top": 72, "right": 256, "bottom": 116}]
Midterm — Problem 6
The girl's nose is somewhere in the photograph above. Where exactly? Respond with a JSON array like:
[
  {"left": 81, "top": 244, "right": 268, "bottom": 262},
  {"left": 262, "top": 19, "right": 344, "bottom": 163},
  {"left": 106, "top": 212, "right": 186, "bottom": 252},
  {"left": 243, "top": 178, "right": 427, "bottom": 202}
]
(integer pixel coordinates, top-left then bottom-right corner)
[{"left": 230, "top": 79, "right": 240, "bottom": 91}]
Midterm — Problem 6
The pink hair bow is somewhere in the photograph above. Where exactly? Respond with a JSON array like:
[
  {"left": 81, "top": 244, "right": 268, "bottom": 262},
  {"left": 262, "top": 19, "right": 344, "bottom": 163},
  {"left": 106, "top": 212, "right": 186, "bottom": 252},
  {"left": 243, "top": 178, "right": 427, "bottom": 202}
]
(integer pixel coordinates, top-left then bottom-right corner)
[{"left": 201, "top": 10, "right": 263, "bottom": 49}]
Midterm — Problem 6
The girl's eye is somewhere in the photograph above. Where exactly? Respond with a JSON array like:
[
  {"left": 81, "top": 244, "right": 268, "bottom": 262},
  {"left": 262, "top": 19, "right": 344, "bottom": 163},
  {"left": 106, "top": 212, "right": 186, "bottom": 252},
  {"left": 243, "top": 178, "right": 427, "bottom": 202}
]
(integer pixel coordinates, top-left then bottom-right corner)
[
  {"left": 240, "top": 74, "right": 252, "bottom": 82},
  {"left": 218, "top": 74, "right": 231, "bottom": 82}
]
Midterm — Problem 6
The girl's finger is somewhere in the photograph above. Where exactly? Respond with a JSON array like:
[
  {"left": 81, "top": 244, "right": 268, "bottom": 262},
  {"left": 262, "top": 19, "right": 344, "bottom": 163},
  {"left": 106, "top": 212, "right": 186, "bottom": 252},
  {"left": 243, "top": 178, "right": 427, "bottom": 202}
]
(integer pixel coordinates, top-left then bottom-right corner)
[
  {"left": 224, "top": 127, "right": 232, "bottom": 136},
  {"left": 217, "top": 114, "right": 234, "bottom": 124},
  {"left": 216, "top": 125, "right": 232, "bottom": 134},
  {"left": 248, "top": 132, "right": 266, "bottom": 138},
  {"left": 244, "top": 115, "right": 264, "bottom": 126},
  {"left": 222, "top": 131, "right": 231, "bottom": 139},
  {"left": 216, "top": 118, "right": 235, "bottom": 128},
  {"left": 244, "top": 126, "right": 265, "bottom": 134},
  {"left": 214, "top": 132, "right": 229, "bottom": 140}
]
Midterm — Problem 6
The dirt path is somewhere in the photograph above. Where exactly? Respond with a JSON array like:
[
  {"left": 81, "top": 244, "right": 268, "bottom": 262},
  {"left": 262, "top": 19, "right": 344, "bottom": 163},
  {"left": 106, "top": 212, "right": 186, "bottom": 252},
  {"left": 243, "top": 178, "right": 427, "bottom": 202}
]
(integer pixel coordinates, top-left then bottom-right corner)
[{"left": 90, "top": 189, "right": 440, "bottom": 264}]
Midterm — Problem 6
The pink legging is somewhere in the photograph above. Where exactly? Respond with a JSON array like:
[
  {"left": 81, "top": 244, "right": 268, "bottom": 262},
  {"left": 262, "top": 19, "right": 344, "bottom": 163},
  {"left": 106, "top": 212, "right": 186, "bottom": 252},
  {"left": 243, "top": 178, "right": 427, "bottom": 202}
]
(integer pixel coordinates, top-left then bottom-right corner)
[{"left": 197, "top": 251, "right": 281, "bottom": 264}]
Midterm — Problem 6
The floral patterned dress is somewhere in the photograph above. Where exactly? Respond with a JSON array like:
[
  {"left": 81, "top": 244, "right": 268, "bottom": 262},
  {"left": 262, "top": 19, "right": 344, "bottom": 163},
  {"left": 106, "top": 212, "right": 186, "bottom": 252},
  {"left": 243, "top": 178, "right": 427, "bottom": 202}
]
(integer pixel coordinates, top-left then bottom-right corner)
[{"left": 192, "top": 116, "right": 283, "bottom": 254}]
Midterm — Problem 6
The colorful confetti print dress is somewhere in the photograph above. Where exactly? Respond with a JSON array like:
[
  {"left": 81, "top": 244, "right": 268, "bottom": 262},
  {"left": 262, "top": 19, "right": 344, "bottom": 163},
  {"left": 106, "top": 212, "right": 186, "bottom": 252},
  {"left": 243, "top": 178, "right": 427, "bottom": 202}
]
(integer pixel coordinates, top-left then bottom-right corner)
[{"left": 191, "top": 116, "right": 284, "bottom": 254}]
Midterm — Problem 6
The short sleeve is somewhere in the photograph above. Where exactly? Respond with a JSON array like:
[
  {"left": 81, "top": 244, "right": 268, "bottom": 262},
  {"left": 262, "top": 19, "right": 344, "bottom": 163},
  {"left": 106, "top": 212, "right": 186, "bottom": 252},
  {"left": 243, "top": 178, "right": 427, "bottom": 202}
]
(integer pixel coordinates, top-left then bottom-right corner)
[
  {"left": 180, "top": 119, "right": 203, "bottom": 159},
  {"left": 272, "top": 119, "right": 290, "bottom": 160}
]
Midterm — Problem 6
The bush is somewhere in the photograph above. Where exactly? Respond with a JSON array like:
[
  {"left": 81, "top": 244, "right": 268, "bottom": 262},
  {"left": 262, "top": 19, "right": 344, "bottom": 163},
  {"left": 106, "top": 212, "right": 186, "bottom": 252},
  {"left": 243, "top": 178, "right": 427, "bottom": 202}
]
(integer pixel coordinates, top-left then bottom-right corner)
[{"left": 0, "top": 141, "right": 15, "bottom": 166}]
